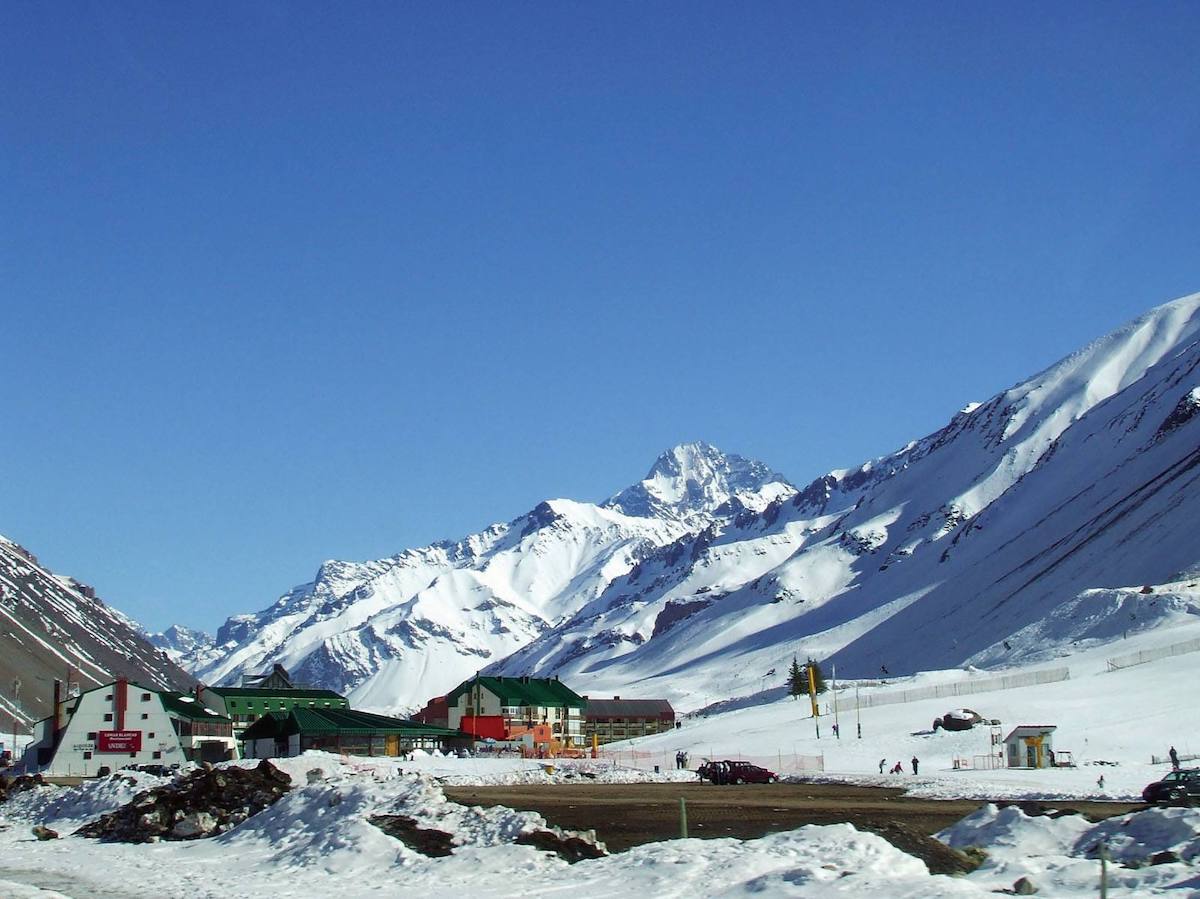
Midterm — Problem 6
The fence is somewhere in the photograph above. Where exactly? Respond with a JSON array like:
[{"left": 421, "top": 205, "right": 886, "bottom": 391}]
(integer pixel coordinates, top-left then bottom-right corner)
[
  {"left": 599, "top": 748, "right": 824, "bottom": 774},
  {"left": 849, "top": 666, "right": 1070, "bottom": 710},
  {"left": 1106, "top": 635, "right": 1200, "bottom": 672},
  {"left": 1150, "top": 752, "right": 1199, "bottom": 766}
]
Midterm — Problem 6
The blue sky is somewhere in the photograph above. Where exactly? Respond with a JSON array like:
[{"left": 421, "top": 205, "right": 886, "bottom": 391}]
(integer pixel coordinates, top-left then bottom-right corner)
[{"left": 3, "top": 2, "right": 1198, "bottom": 632}]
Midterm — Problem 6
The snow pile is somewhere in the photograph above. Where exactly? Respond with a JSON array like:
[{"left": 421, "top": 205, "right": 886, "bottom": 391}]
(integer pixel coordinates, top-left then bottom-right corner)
[
  {"left": 939, "top": 803, "right": 1200, "bottom": 895},
  {"left": 1, "top": 770, "right": 171, "bottom": 828}
]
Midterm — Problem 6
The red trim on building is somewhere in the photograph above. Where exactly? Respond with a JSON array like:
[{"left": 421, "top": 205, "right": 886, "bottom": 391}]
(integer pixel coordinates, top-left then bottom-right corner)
[{"left": 114, "top": 678, "right": 128, "bottom": 731}]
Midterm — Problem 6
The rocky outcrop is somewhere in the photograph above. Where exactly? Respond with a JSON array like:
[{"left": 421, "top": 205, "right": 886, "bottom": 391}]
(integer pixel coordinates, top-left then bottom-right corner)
[{"left": 75, "top": 760, "right": 291, "bottom": 842}]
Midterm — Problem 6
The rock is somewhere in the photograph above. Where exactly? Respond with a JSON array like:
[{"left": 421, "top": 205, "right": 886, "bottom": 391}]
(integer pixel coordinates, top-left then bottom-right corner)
[
  {"left": 0, "top": 773, "right": 48, "bottom": 804},
  {"left": 306, "top": 768, "right": 325, "bottom": 785},
  {"left": 515, "top": 829, "right": 608, "bottom": 862},
  {"left": 32, "top": 825, "right": 59, "bottom": 840},
  {"left": 76, "top": 761, "right": 291, "bottom": 843},
  {"left": 172, "top": 811, "right": 217, "bottom": 839},
  {"left": 369, "top": 815, "right": 455, "bottom": 857},
  {"left": 1150, "top": 849, "right": 1181, "bottom": 865},
  {"left": 1012, "top": 876, "right": 1037, "bottom": 895},
  {"left": 861, "top": 822, "right": 981, "bottom": 876}
]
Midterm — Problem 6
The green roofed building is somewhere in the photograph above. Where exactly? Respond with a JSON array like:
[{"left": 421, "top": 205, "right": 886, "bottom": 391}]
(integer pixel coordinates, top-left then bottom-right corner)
[
  {"left": 445, "top": 675, "right": 586, "bottom": 749},
  {"left": 240, "top": 707, "right": 461, "bottom": 759},
  {"left": 200, "top": 682, "right": 349, "bottom": 738}
]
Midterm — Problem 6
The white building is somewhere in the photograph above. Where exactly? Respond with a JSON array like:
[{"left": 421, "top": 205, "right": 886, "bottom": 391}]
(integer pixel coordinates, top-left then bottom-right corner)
[
  {"left": 23, "top": 679, "right": 236, "bottom": 777},
  {"left": 1004, "top": 724, "right": 1057, "bottom": 769}
]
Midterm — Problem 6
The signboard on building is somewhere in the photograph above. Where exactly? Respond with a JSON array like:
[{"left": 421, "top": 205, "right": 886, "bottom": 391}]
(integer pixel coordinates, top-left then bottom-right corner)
[{"left": 97, "top": 730, "right": 142, "bottom": 752}]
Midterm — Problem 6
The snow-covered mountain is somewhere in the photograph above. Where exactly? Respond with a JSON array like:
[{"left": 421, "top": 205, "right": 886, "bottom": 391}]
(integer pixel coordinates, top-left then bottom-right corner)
[
  {"left": 0, "top": 536, "right": 196, "bottom": 729},
  {"left": 189, "top": 449, "right": 794, "bottom": 712},
  {"left": 495, "top": 293, "right": 1200, "bottom": 706},
  {"left": 146, "top": 625, "right": 219, "bottom": 669},
  {"left": 191, "top": 291, "right": 1200, "bottom": 716}
]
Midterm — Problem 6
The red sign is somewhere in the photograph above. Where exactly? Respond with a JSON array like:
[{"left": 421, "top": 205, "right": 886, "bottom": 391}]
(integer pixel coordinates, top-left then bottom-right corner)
[{"left": 97, "top": 730, "right": 142, "bottom": 753}]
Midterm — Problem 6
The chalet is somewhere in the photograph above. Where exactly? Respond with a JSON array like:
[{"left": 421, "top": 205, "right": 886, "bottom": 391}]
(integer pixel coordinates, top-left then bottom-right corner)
[
  {"left": 240, "top": 707, "right": 461, "bottom": 759},
  {"left": 445, "top": 675, "right": 586, "bottom": 753},
  {"left": 583, "top": 696, "right": 675, "bottom": 744},
  {"left": 22, "top": 679, "right": 237, "bottom": 777}
]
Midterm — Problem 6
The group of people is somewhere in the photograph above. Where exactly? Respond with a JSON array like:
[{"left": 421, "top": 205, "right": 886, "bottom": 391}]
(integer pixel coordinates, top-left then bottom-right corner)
[
  {"left": 879, "top": 757, "right": 919, "bottom": 775},
  {"left": 674, "top": 750, "right": 690, "bottom": 769}
]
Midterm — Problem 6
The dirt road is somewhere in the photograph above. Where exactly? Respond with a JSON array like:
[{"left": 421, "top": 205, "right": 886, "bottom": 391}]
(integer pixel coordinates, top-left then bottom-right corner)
[{"left": 443, "top": 781, "right": 1142, "bottom": 853}]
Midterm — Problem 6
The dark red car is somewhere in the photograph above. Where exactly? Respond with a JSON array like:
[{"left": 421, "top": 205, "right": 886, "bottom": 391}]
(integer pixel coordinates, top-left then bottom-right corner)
[{"left": 698, "top": 760, "right": 779, "bottom": 784}]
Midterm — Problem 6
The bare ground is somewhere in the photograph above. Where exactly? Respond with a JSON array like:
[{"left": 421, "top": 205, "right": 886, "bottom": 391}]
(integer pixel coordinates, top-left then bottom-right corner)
[{"left": 443, "top": 781, "right": 1143, "bottom": 856}]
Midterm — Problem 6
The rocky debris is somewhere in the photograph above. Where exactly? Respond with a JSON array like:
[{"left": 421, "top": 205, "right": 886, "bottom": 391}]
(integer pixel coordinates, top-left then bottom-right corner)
[
  {"left": 1012, "top": 875, "right": 1038, "bottom": 894},
  {"left": 369, "top": 815, "right": 455, "bottom": 857},
  {"left": 369, "top": 814, "right": 608, "bottom": 863},
  {"left": 31, "top": 824, "right": 59, "bottom": 840},
  {"left": 515, "top": 829, "right": 608, "bottom": 862},
  {"left": 0, "top": 773, "right": 48, "bottom": 803},
  {"left": 1150, "top": 849, "right": 1181, "bottom": 865},
  {"left": 75, "top": 760, "right": 291, "bottom": 842},
  {"left": 860, "top": 821, "right": 981, "bottom": 876}
]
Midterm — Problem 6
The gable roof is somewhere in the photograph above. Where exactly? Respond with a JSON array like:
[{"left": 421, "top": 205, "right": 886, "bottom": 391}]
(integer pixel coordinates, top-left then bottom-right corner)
[
  {"left": 584, "top": 698, "right": 674, "bottom": 719},
  {"left": 160, "top": 691, "right": 232, "bottom": 723},
  {"left": 446, "top": 676, "right": 586, "bottom": 709},
  {"left": 241, "top": 707, "right": 459, "bottom": 741}
]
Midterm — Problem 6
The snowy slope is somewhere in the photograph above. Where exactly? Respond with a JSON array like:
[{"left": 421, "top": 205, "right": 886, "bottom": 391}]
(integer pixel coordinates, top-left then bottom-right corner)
[
  {"left": 193, "top": 448, "right": 793, "bottom": 712},
  {"left": 194, "top": 291, "right": 1200, "bottom": 718},
  {"left": 492, "top": 292, "right": 1200, "bottom": 707},
  {"left": 0, "top": 536, "right": 195, "bottom": 728}
]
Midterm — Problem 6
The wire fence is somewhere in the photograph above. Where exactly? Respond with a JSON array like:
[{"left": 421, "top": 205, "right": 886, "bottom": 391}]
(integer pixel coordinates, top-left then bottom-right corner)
[
  {"left": 598, "top": 748, "right": 824, "bottom": 774},
  {"left": 849, "top": 666, "right": 1070, "bottom": 710},
  {"left": 1106, "top": 635, "right": 1200, "bottom": 672}
]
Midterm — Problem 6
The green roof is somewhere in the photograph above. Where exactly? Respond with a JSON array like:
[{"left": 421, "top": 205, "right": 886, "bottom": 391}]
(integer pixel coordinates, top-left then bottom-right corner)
[
  {"left": 207, "top": 687, "right": 347, "bottom": 700},
  {"left": 241, "top": 707, "right": 458, "bottom": 740},
  {"left": 446, "top": 676, "right": 586, "bottom": 709},
  {"left": 160, "top": 692, "right": 232, "bottom": 723}
]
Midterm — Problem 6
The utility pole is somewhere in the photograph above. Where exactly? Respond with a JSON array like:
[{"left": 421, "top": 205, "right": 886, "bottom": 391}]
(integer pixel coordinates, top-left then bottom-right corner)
[
  {"left": 855, "top": 683, "right": 862, "bottom": 739},
  {"left": 832, "top": 664, "right": 841, "bottom": 739},
  {"left": 808, "top": 662, "right": 820, "bottom": 739}
]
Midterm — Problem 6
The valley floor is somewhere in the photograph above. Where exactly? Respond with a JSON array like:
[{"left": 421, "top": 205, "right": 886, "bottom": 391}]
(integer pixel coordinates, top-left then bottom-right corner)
[{"left": 1, "top": 626, "right": 1198, "bottom": 897}]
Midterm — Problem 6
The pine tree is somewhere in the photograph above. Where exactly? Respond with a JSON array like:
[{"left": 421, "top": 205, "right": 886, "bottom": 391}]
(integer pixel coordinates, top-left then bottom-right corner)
[
  {"left": 787, "top": 655, "right": 806, "bottom": 700},
  {"left": 800, "top": 657, "right": 828, "bottom": 695}
]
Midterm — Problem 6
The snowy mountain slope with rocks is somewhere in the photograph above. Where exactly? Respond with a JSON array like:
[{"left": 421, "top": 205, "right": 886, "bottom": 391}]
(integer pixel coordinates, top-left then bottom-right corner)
[
  {"left": 191, "top": 444, "right": 793, "bottom": 712},
  {"left": 190, "top": 292, "right": 1200, "bottom": 717},
  {"left": 491, "top": 292, "right": 1200, "bottom": 705},
  {"left": 0, "top": 536, "right": 195, "bottom": 728}
]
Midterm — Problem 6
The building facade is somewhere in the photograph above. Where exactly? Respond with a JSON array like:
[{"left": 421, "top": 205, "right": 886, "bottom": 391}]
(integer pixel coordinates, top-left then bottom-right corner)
[
  {"left": 583, "top": 697, "right": 675, "bottom": 744},
  {"left": 445, "top": 676, "right": 586, "bottom": 752},
  {"left": 200, "top": 685, "right": 349, "bottom": 738},
  {"left": 240, "top": 707, "right": 461, "bottom": 759},
  {"left": 23, "top": 680, "right": 236, "bottom": 777}
]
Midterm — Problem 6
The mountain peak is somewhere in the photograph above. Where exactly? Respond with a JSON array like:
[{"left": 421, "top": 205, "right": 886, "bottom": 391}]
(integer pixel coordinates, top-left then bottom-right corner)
[{"left": 604, "top": 441, "right": 793, "bottom": 522}]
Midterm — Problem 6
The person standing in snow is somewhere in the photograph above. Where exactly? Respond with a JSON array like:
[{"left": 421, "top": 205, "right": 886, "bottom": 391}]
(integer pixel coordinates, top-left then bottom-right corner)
[
  {"left": 1097, "top": 775, "right": 1105, "bottom": 790},
  {"left": 911, "top": 756, "right": 919, "bottom": 775},
  {"left": 1170, "top": 746, "right": 1180, "bottom": 770},
  {"left": 879, "top": 758, "right": 886, "bottom": 774}
]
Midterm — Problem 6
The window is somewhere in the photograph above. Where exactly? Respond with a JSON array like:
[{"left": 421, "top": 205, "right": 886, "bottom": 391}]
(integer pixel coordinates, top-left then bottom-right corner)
[
  {"left": 103, "top": 713, "right": 113, "bottom": 722},
  {"left": 152, "top": 751, "right": 162, "bottom": 760},
  {"left": 87, "top": 731, "right": 97, "bottom": 740},
  {"left": 141, "top": 693, "right": 151, "bottom": 701},
  {"left": 129, "top": 752, "right": 137, "bottom": 758},
  {"left": 83, "top": 751, "right": 92, "bottom": 760},
  {"left": 148, "top": 732, "right": 155, "bottom": 738},
  {"left": 141, "top": 713, "right": 149, "bottom": 720},
  {"left": 104, "top": 694, "right": 113, "bottom": 701}
]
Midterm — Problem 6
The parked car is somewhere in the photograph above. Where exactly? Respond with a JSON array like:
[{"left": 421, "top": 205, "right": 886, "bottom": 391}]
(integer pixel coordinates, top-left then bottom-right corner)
[
  {"left": 1142, "top": 768, "right": 1200, "bottom": 803},
  {"left": 697, "top": 760, "right": 779, "bottom": 784}
]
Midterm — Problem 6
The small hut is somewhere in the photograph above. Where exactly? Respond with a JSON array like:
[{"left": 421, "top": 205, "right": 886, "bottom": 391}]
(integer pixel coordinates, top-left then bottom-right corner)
[{"left": 1004, "top": 725, "right": 1057, "bottom": 768}]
